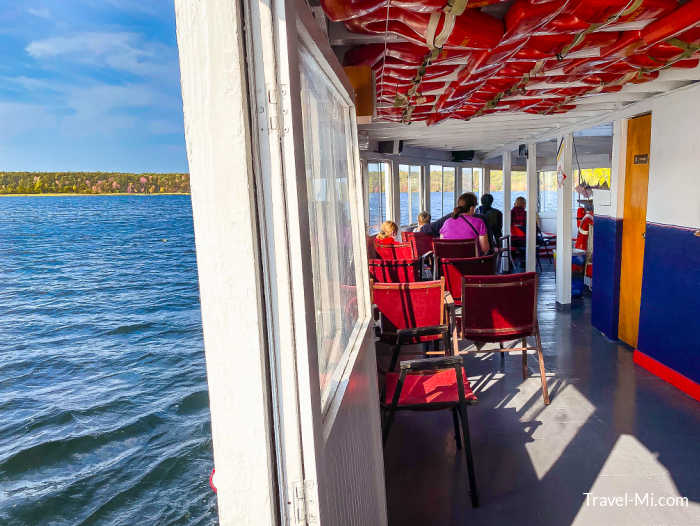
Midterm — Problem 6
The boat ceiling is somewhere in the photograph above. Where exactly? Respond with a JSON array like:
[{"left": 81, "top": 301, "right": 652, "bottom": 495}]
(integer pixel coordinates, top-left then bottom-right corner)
[{"left": 315, "top": 0, "right": 700, "bottom": 158}]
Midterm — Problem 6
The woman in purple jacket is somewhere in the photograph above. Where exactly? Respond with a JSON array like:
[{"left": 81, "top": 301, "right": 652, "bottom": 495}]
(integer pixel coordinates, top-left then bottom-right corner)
[{"left": 440, "top": 192, "right": 490, "bottom": 255}]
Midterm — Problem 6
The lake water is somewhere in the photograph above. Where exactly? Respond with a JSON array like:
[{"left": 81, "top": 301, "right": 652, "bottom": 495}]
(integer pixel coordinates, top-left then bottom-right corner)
[
  {"left": 368, "top": 190, "right": 533, "bottom": 231},
  {"left": 0, "top": 196, "right": 216, "bottom": 525}
]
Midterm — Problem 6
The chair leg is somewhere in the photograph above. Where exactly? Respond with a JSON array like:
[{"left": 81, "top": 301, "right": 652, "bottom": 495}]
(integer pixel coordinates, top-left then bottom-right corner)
[
  {"left": 521, "top": 338, "right": 529, "bottom": 380},
  {"left": 535, "top": 326, "right": 551, "bottom": 405},
  {"left": 389, "top": 344, "right": 400, "bottom": 372},
  {"left": 382, "top": 407, "right": 397, "bottom": 447},
  {"left": 499, "top": 342, "right": 505, "bottom": 370},
  {"left": 452, "top": 407, "right": 462, "bottom": 450},
  {"left": 457, "top": 404, "right": 479, "bottom": 507}
]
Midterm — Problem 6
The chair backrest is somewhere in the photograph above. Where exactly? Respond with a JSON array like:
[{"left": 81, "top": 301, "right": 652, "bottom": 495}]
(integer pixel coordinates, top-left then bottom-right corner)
[
  {"left": 368, "top": 258, "right": 420, "bottom": 283},
  {"left": 461, "top": 272, "right": 537, "bottom": 342},
  {"left": 367, "top": 234, "right": 379, "bottom": 259},
  {"left": 375, "top": 242, "right": 415, "bottom": 260},
  {"left": 440, "top": 256, "right": 495, "bottom": 305},
  {"left": 402, "top": 231, "right": 434, "bottom": 257},
  {"left": 432, "top": 238, "right": 478, "bottom": 259},
  {"left": 371, "top": 279, "right": 444, "bottom": 331}
]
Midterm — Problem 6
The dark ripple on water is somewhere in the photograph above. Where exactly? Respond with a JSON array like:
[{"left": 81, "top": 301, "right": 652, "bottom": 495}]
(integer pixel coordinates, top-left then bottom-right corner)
[{"left": 0, "top": 196, "right": 217, "bottom": 525}]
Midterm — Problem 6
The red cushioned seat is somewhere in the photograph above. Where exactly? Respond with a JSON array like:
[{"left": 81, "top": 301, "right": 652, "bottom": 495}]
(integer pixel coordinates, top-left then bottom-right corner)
[
  {"left": 384, "top": 367, "right": 477, "bottom": 405},
  {"left": 380, "top": 355, "right": 480, "bottom": 507}
]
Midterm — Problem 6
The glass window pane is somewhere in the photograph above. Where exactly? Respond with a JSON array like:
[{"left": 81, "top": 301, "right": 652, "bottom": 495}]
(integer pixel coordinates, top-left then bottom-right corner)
[
  {"left": 410, "top": 165, "right": 421, "bottom": 224},
  {"left": 489, "top": 169, "right": 504, "bottom": 211},
  {"left": 367, "top": 161, "right": 386, "bottom": 233},
  {"left": 538, "top": 171, "right": 557, "bottom": 214},
  {"left": 461, "top": 167, "right": 473, "bottom": 193},
  {"left": 472, "top": 168, "right": 482, "bottom": 198},
  {"left": 398, "top": 164, "right": 409, "bottom": 227},
  {"left": 442, "top": 166, "right": 455, "bottom": 215},
  {"left": 511, "top": 171, "right": 527, "bottom": 211},
  {"left": 299, "top": 46, "right": 360, "bottom": 404},
  {"left": 429, "top": 165, "right": 443, "bottom": 219}
]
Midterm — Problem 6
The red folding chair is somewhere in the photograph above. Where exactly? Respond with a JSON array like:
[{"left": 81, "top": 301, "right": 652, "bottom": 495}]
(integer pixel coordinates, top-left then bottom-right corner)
[
  {"left": 368, "top": 258, "right": 420, "bottom": 283},
  {"left": 461, "top": 272, "right": 550, "bottom": 404},
  {"left": 432, "top": 239, "right": 478, "bottom": 278},
  {"left": 371, "top": 279, "right": 453, "bottom": 371},
  {"left": 374, "top": 242, "right": 415, "bottom": 260},
  {"left": 381, "top": 355, "right": 479, "bottom": 507},
  {"left": 440, "top": 255, "right": 495, "bottom": 306},
  {"left": 403, "top": 231, "right": 434, "bottom": 279},
  {"left": 402, "top": 231, "right": 433, "bottom": 258},
  {"left": 367, "top": 234, "right": 379, "bottom": 259}
]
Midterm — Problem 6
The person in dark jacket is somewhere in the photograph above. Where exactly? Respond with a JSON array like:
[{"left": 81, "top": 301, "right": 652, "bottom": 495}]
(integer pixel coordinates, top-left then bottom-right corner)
[
  {"left": 476, "top": 193, "right": 503, "bottom": 249},
  {"left": 426, "top": 193, "right": 471, "bottom": 236}
]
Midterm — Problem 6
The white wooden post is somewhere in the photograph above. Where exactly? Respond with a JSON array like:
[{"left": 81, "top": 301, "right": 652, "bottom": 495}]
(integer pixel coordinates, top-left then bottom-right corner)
[
  {"left": 611, "top": 119, "right": 628, "bottom": 220},
  {"left": 482, "top": 166, "right": 491, "bottom": 195},
  {"left": 384, "top": 161, "right": 394, "bottom": 223},
  {"left": 556, "top": 134, "right": 574, "bottom": 306},
  {"left": 455, "top": 166, "right": 463, "bottom": 207},
  {"left": 174, "top": 1, "right": 277, "bottom": 523},
  {"left": 526, "top": 142, "right": 537, "bottom": 272},
  {"left": 422, "top": 163, "right": 431, "bottom": 216},
  {"left": 362, "top": 159, "right": 369, "bottom": 228},
  {"left": 503, "top": 151, "right": 512, "bottom": 272},
  {"left": 389, "top": 160, "right": 400, "bottom": 225}
]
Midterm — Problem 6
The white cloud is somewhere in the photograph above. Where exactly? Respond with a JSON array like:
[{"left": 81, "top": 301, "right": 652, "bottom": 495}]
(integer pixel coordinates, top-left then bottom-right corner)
[
  {"left": 27, "top": 7, "right": 51, "bottom": 19},
  {"left": 0, "top": 102, "right": 58, "bottom": 139},
  {"left": 25, "top": 32, "right": 177, "bottom": 79}
]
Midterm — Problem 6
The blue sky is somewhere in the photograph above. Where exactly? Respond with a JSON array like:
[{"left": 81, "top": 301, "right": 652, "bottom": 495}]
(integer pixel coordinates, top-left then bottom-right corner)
[{"left": 0, "top": 1, "right": 188, "bottom": 173}]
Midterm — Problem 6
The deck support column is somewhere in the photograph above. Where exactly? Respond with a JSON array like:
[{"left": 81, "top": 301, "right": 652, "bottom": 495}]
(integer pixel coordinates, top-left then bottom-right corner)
[
  {"left": 421, "top": 163, "right": 430, "bottom": 217},
  {"left": 481, "top": 166, "right": 491, "bottom": 195},
  {"left": 556, "top": 134, "right": 574, "bottom": 307},
  {"left": 455, "top": 166, "right": 463, "bottom": 208},
  {"left": 387, "top": 160, "right": 399, "bottom": 224},
  {"left": 525, "top": 143, "right": 537, "bottom": 272},
  {"left": 503, "top": 151, "right": 512, "bottom": 272},
  {"left": 175, "top": 0, "right": 277, "bottom": 522}
]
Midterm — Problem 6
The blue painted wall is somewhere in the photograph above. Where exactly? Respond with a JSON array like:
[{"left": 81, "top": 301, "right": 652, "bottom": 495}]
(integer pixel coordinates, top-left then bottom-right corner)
[
  {"left": 592, "top": 215, "right": 623, "bottom": 340},
  {"left": 638, "top": 222, "right": 700, "bottom": 383}
]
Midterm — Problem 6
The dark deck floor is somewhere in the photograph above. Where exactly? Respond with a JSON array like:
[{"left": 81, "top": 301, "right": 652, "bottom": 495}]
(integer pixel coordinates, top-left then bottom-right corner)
[{"left": 382, "top": 270, "right": 700, "bottom": 526}]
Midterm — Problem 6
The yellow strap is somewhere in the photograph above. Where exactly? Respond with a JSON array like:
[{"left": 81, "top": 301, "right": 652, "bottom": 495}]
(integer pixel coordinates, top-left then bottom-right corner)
[
  {"left": 425, "top": 11, "right": 441, "bottom": 50},
  {"left": 434, "top": 13, "right": 456, "bottom": 49},
  {"left": 444, "top": 0, "right": 469, "bottom": 17}
]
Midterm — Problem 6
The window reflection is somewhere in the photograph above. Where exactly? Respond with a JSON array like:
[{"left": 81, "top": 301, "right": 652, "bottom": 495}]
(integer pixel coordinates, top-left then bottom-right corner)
[{"left": 299, "top": 47, "right": 359, "bottom": 403}]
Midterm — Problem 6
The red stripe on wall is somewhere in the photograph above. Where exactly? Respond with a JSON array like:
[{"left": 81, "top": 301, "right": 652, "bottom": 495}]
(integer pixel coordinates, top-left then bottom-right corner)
[{"left": 634, "top": 350, "right": 700, "bottom": 402}]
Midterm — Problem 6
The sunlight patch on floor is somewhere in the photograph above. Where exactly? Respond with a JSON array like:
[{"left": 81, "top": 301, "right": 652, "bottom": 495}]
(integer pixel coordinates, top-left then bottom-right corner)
[
  {"left": 572, "top": 434, "right": 700, "bottom": 525},
  {"left": 503, "top": 382, "right": 595, "bottom": 479}
]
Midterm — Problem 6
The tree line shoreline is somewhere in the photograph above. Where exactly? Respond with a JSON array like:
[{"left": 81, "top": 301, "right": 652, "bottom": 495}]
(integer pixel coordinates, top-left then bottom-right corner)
[{"left": 0, "top": 172, "right": 190, "bottom": 195}]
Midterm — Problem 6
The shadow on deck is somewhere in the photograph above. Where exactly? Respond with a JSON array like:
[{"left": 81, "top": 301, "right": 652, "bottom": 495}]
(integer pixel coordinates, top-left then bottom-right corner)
[{"left": 381, "top": 270, "right": 700, "bottom": 526}]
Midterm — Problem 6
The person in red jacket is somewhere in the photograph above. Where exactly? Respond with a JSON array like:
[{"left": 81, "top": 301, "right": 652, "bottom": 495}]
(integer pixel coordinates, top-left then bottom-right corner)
[
  {"left": 575, "top": 204, "right": 594, "bottom": 251},
  {"left": 375, "top": 220, "right": 399, "bottom": 245}
]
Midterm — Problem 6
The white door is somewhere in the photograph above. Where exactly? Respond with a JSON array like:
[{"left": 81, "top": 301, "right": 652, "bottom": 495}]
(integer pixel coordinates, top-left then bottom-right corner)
[{"left": 244, "top": 0, "right": 387, "bottom": 524}]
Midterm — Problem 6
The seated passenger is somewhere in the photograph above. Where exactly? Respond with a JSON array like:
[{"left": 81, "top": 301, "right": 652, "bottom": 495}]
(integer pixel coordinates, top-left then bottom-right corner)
[
  {"left": 375, "top": 220, "right": 399, "bottom": 245},
  {"left": 439, "top": 192, "right": 490, "bottom": 255},
  {"left": 425, "top": 192, "right": 471, "bottom": 236},
  {"left": 414, "top": 211, "right": 431, "bottom": 233},
  {"left": 511, "top": 196, "right": 527, "bottom": 233},
  {"left": 475, "top": 193, "right": 503, "bottom": 249}
]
